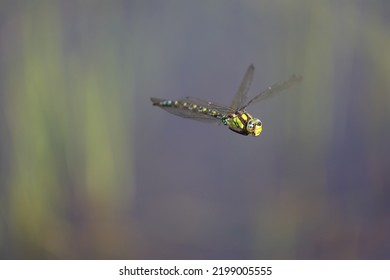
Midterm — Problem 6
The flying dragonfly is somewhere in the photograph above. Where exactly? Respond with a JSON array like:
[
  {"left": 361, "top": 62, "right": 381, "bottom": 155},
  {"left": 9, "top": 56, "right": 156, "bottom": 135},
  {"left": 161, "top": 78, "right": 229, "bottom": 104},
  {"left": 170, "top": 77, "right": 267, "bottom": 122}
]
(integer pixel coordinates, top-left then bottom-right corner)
[{"left": 151, "top": 65, "right": 302, "bottom": 136}]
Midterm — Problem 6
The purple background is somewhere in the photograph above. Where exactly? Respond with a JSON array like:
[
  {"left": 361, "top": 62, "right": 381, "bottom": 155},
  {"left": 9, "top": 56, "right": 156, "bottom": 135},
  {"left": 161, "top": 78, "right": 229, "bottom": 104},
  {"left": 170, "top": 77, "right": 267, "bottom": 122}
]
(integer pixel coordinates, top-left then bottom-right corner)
[{"left": 0, "top": 1, "right": 389, "bottom": 259}]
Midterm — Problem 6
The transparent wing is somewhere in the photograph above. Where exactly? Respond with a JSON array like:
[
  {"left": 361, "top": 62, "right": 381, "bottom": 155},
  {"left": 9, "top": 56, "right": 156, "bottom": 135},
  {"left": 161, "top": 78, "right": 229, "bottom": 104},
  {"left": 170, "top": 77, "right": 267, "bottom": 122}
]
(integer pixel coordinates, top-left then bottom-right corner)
[
  {"left": 151, "top": 97, "right": 234, "bottom": 123},
  {"left": 240, "top": 74, "right": 303, "bottom": 110},
  {"left": 183, "top": 97, "right": 235, "bottom": 115},
  {"left": 230, "top": 64, "right": 254, "bottom": 111}
]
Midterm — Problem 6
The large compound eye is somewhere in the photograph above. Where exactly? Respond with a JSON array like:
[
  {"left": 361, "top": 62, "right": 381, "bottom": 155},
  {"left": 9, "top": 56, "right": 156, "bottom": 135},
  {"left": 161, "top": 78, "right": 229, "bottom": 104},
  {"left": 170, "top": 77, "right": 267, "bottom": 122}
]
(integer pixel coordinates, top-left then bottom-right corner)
[
  {"left": 253, "top": 119, "right": 262, "bottom": 136},
  {"left": 247, "top": 120, "right": 254, "bottom": 130}
]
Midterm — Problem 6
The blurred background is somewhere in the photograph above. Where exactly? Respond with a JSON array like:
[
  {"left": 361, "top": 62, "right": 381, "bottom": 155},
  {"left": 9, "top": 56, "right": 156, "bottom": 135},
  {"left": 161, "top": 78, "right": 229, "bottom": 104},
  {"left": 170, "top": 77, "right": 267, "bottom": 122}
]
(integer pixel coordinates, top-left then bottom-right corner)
[{"left": 0, "top": 0, "right": 389, "bottom": 259}]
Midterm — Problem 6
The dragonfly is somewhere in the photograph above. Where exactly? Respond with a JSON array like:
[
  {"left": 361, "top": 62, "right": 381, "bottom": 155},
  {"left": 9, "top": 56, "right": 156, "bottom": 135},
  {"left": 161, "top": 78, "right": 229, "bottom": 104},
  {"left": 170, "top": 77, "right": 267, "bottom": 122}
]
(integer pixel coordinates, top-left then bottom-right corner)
[{"left": 151, "top": 65, "right": 302, "bottom": 136}]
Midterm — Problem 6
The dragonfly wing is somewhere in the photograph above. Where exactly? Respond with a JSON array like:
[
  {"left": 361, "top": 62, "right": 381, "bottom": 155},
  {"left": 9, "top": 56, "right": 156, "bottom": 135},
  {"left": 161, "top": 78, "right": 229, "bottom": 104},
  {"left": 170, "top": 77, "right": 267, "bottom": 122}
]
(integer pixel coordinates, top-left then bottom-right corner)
[
  {"left": 241, "top": 74, "right": 302, "bottom": 110},
  {"left": 183, "top": 97, "right": 235, "bottom": 115},
  {"left": 230, "top": 64, "right": 254, "bottom": 111}
]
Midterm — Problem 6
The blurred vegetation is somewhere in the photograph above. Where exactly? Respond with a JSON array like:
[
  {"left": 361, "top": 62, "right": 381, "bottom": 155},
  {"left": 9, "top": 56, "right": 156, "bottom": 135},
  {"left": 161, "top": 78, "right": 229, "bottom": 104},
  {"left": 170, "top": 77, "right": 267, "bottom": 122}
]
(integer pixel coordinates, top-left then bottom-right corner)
[
  {"left": 0, "top": 1, "right": 389, "bottom": 259},
  {"left": 1, "top": 1, "right": 136, "bottom": 258}
]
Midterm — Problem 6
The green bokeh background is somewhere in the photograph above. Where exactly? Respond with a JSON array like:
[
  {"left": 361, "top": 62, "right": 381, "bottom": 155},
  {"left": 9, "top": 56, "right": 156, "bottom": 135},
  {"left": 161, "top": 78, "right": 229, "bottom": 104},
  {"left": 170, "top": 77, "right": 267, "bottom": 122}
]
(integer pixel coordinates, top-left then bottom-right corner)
[{"left": 0, "top": 1, "right": 389, "bottom": 259}]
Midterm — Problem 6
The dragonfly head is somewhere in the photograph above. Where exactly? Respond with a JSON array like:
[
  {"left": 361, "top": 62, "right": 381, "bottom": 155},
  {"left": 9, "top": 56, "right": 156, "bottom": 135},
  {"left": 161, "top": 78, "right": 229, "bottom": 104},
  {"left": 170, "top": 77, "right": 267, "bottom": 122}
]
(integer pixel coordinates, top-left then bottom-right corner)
[{"left": 247, "top": 118, "right": 262, "bottom": 136}]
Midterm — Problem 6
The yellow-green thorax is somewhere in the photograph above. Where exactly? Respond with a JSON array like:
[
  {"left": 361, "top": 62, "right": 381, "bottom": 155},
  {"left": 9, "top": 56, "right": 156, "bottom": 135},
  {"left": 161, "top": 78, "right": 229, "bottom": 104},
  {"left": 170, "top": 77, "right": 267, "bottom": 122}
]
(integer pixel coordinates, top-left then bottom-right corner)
[{"left": 222, "top": 111, "right": 262, "bottom": 136}]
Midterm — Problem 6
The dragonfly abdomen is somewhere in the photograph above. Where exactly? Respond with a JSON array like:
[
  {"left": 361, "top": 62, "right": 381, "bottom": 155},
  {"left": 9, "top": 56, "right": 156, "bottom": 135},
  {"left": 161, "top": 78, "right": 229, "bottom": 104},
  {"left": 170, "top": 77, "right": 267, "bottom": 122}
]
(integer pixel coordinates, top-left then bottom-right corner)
[{"left": 151, "top": 98, "right": 224, "bottom": 120}]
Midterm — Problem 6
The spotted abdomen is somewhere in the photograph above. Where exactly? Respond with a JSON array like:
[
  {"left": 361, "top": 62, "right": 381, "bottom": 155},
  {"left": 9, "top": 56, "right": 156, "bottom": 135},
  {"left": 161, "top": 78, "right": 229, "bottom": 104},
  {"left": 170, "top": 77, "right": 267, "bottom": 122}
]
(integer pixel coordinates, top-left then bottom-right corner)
[{"left": 150, "top": 98, "right": 224, "bottom": 122}]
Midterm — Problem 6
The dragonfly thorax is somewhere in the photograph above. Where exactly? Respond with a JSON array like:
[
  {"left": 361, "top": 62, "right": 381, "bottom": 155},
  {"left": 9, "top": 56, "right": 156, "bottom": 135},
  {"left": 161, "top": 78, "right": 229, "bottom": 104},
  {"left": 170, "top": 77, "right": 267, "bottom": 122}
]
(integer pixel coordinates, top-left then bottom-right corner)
[{"left": 222, "top": 112, "right": 262, "bottom": 136}]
